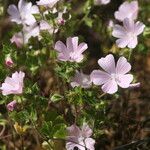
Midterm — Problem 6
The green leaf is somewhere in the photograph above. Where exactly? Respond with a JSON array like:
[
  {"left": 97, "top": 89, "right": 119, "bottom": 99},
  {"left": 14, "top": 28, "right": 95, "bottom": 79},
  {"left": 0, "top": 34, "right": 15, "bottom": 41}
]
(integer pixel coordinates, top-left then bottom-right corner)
[
  {"left": 53, "top": 123, "right": 67, "bottom": 138},
  {"left": 51, "top": 94, "right": 63, "bottom": 102}
]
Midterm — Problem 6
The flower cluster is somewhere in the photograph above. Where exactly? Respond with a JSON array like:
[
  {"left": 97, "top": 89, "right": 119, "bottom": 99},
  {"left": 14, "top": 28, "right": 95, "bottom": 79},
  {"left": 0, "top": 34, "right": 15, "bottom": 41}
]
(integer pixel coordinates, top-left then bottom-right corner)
[
  {"left": 8, "top": 0, "right": 69, "bottom": 47},
  {"left": 0, "top": 0, "right": 147, "bottom": 149},
  {"left": 112, "top": 1, "right": 145, "bottom": 48}
]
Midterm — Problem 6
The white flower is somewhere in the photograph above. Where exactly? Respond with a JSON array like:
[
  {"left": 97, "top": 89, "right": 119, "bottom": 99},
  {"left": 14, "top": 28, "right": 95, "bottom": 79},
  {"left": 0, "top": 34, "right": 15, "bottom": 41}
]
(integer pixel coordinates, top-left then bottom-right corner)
[
  {"left": 114, "top": 1, "right": 138, "bottom": 22},
  {"left": 54, "top": 37, "right": 88, "bottom": 62},
  {"left": 0, "top": 71, "right": 25, "bottom": 95},
  {"left": 11, "top": 23, "right": 40, "bottom": 45},
  {"left": 7, "top": 0, "right": 39, "bottom": 25},
  {"left": 23, "top": 24, "right": 40, "bottom": 43},
  {"left": 91, "top": 54, "right": 133, "bottom": 94},
  {"left": 37, "top": 0, "right": 60, "bottom": 8},
  {"left": 112, "top": 18, "right": 145, "bottom": 48},
  {"left": 66, "top": 123, "right": 95, "bottom": 150}
]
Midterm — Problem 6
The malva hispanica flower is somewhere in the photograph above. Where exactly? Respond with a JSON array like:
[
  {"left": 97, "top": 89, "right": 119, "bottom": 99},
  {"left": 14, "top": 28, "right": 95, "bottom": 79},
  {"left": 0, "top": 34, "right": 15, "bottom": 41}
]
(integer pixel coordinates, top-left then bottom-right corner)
[
  {"left": 112, "top": 18, "right": 145, "bottom": 48},
  {"left": 37, "top": 0, "right": 60, "bottom": 8},
  {"left": 90, "top": 54, "right": 133, "bottom": 94},
  {"left": 66, "top": 123, "right": 95, "bottom": 150},
  {"left": 54, "top": 37, "right": 88, "bottom": 62},
  {"left": 70, "top": 70, "right": 92, "bottom": 89},
  {"left": 11, "top": 23, "right": 40, "bottom": 45},
  {"left": 7, "top": 0, "right": 39, "bottom": 26},
  {"left": 0, "top": 71, "right": 25, "bottom": 96},
  {"left": 114, "top": 1, "right": 138, "bottom": 22},
  {"left": 7, "top": 100, "right": 17, "bottom": 111}
]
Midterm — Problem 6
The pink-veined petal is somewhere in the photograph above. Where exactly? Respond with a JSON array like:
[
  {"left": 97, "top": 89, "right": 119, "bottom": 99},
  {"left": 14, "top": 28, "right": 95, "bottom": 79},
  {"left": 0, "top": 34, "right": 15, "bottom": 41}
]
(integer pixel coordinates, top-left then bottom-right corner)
[
  {"left": 7, "top": 5, "right": 21, "bottom": 24},
  {"left": 135, "top": 21, "right": 145, "bottom": 35},
  {"left": 98, "top": 54, "right": 116, "bottom": 74},
  {"left": 90, "top": 70, "right": 111, "bottom": 85},
  {"left": 112, "top": 25, "right": 126, "bottom": 38},
  {"left": 123, "top": 18, "right": 134, "bottom": 32},
  {"left": 81, "top": 123, "right": 92, "bottom": 138},
  {"left": 66, "top": 37, "right": 78, "bottom": 52},
  {"left": 101, "top": 80, "right": 118, "bottom": 94},
  {"left": 77, "top": 43, "right": 88, "bottom": 54},
  {"left": 18, "top": 0, "right": 26, "bottom": 11},
  {"left": 116, "top": 56, "right": 131, "bottom": 74},
  {"left": 127, "top": 37, "right": 138, "bottom": 48},
  {"left": 85, "top": 138, "right": 95, "bottom": 150},
  {"left": 54, "top": 41, "right": 67, "bottom": 52},
  {"left": 116, "top": 38, "right": 129, "bottom": 48},
  {"left": 117, "top": 74, "right": 133, "bottom": 88}
]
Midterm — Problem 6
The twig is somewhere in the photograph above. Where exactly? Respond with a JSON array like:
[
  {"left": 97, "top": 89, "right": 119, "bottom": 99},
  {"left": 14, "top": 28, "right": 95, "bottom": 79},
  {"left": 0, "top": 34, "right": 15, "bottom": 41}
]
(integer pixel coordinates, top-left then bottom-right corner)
[{"left": 114, "top": 137, "right": 150, "bottom": 150}]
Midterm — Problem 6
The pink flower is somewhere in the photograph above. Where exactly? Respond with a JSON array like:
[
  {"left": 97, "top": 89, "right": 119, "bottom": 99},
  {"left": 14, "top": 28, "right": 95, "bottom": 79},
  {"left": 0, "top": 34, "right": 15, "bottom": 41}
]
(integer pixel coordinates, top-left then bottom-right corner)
[
  {"left": 54, "top": 37, "right": 88, "bottom": 62},
  {"left": 7, "top": 0, "right": 39, "bottom": 25},
  {"left": 0, "top": 71, "right": 25, "bottom": 96},
  {"left": 70, "top": 70, "right": 92, "bottom": 88},
  {"left": 114, "top": 1, "right": 138, "bottom": 22},
  {"left": 5, "top": 56, "right": 14, "bottom": 67},
  {"left": 11, "top": 23, "right": 40, "bottom": 45},
  {"left": 66, "top": 123, "right": 95, "bottom": 150},
  {"left": 112, "top": 18, "right": 145, "bottom": 48},
  {"left": 23, "top": 24, "right": 40, "bottom": 44},
  {"left": 94, "top": 0, "right": 111, "bottom": 5},
  {"left": 37, "top": 0, "right": 60, "bottom": 8},
  {"left": 90, "top": 54, "right": 133, "bottom": 94},
  {"left": 10, "top": 32, "right": 23, "bottom": 48},
  {"left": 7, "top": 100, "right": 17, "bottom": 111}
]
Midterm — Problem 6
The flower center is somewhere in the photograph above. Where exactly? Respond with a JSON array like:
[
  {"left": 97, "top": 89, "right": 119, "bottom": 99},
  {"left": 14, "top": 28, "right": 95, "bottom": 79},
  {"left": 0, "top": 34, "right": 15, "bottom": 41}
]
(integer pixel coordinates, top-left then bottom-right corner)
[
  {"left": 111, "top": 74, "right": 121, "bottom": 83},
  {"left": 69, "top": 51, "right": 77, "bottom": 60},
  {"left": 127, "top": 32, "right": 136, "bottom": 39}
]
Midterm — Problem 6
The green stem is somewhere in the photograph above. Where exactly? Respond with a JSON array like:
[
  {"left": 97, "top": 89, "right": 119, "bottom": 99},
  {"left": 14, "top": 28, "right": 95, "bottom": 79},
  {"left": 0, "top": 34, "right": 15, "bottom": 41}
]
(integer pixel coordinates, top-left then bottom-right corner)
[
  {"left": 30, "top": 119, "right": 53, "bottom": 149},
  {"left": 128, "top": 48, "right": 133, "bottom": 61},
  {"left": 98, "top": 93, "right": 106, "bottom": 99}
]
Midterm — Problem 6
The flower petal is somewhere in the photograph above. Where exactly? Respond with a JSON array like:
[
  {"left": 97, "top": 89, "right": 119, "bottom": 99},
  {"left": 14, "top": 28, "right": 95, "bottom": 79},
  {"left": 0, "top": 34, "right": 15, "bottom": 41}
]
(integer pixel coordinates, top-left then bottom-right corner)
[
  {"left": 7, "top": 5, "right": 21, "bottom": 24},
  {"left": 81, "top": 123, "right": 93, "bottom": 138},
  {"left": 90, "top": 70, "right": 111, "bottom": 85},
  {"left": 54, "top": 41, "right": 67, "bottom": 52},
  {"left": 135, "top": 21, "right": 145, "bottom": 35},
  {"left": 112, "top": 25, "right": 126, "bottom": 38},
  {"left": 85, "top": 138, "right": 95, "bottom": 150},
  {"left": 116, "top": 38, "right": 129, "bottom": 48},
  {"left": 127, "top": 37, "right": 137, "bottom": 48},
  {"left": 117, "top": 74, "right": 133, "bottom": 88},
  {"left": 123, "top": 18, "right": 134, "bottom": 32},
  {"left": 77, "top": 43, "right": 88, "bottom": 54},
  {"left": 66, "top": 37, "right": 78, "bottom": 52},
  {"left": 101, "top": 80, "right": 118, "bottom": 94},
  {"left": 98, "top": 54, "right": 116, "bottom": 74},
  {"left": 116, "top": 56, "right": 131, "bottom": 74},
  {"left": 67, "top": 124, "right": 81, "bottom": 137}
]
